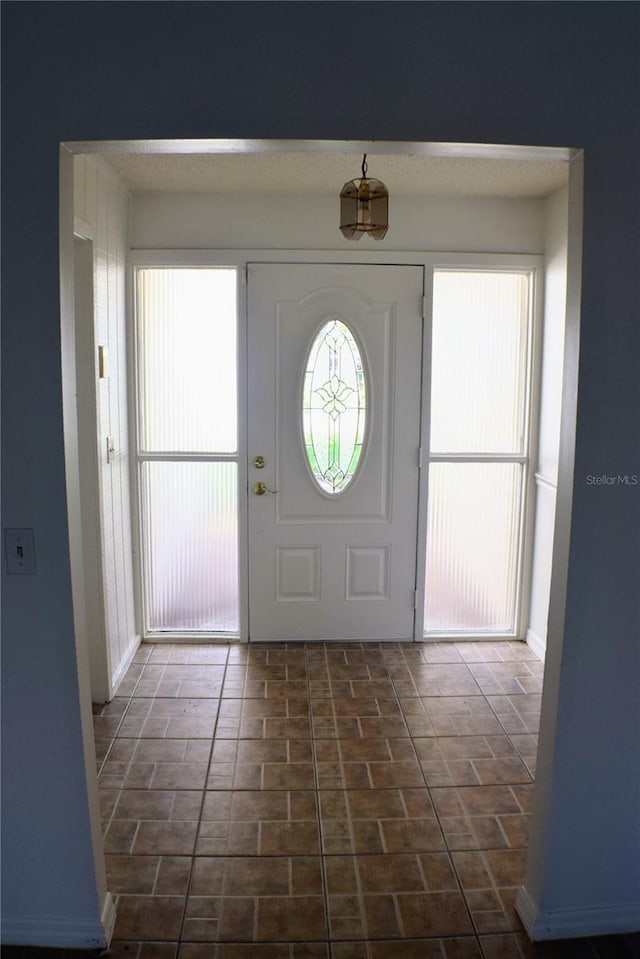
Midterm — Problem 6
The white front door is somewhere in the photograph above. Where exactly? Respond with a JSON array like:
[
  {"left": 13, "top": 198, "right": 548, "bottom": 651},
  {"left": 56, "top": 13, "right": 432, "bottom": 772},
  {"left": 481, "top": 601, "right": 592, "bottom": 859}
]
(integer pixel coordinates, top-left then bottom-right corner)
[{"left": 247, "top": 263, "right": 424, "bottom": 641}]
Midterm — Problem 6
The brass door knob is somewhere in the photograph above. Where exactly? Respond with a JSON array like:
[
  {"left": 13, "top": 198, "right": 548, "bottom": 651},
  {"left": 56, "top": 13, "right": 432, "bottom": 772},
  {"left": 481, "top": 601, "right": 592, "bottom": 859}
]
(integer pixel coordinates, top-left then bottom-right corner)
[{"left": 253, "top": 481, "right": 279, "bottom": 496}]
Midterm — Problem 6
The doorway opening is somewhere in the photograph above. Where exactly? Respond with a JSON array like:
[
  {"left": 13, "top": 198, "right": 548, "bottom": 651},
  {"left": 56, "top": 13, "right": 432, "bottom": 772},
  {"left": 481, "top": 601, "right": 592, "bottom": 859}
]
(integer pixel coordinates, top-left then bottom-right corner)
[{"left": 60, "top": 137, "right": 584, "bottom": 944}]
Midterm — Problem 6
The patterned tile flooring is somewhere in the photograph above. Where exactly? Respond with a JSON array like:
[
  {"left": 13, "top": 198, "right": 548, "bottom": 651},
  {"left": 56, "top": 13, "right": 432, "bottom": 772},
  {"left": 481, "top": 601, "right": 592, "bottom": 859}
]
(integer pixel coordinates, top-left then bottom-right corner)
[{"left": 88, "top": 640, "right": 631, "bottom": 958}]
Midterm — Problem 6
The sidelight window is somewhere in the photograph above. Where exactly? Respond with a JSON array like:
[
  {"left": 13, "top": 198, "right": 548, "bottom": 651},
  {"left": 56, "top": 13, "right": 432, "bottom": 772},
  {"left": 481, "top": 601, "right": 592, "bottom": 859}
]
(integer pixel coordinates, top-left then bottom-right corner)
[
  {"left": 424, "top": 270, "right": 535, "bottom": 635},
  {"left": 135, "top": 267, "right": 239, "bottom": 634}
]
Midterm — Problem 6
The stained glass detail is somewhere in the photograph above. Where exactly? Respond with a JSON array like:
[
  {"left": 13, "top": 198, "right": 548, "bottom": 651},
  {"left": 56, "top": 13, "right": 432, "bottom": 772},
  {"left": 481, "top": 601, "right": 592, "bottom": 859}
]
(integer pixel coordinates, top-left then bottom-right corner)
[{"left": 302, "top": 318, "right": 367, "bottom": 494}]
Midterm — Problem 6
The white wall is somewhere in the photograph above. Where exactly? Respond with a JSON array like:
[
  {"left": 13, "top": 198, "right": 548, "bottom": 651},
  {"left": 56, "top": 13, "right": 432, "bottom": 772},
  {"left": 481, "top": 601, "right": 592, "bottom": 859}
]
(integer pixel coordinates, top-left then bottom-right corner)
[
  {"left": 129, "top": 191, "right": 545, "bottom": 253},
  {"left": 74, "top": 156, "right": 139, "bottom": 700},
  {"left": 74, "top": 235, "right": 108, "bottom": 701},
  {"left": 526, "top": 187, "right": 569, "bottom": 660}
]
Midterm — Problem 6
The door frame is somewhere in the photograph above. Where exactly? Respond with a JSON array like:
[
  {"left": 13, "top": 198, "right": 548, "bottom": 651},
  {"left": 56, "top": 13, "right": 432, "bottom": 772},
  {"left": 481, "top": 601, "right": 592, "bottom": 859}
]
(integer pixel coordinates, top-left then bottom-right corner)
[
  {"left": 130, "top": 247, "right": 543, "bottom": 644},
  {"left": 60, "top": 139, "right": 583, "bottom": 944}
]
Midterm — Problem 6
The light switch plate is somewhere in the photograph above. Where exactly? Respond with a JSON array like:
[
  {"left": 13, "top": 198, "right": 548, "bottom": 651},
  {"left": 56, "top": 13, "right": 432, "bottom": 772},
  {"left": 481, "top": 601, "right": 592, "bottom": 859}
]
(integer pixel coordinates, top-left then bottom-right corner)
[{"left": 5, "top": 527, "right": 36, "bottom": 575}]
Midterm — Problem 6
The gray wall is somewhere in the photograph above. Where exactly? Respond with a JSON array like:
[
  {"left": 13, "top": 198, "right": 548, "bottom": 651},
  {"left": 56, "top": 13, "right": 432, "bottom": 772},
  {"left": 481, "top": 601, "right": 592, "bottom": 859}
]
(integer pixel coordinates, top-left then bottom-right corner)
[{"left": 2, "top": 1, "right": 638, "bottom": 943}]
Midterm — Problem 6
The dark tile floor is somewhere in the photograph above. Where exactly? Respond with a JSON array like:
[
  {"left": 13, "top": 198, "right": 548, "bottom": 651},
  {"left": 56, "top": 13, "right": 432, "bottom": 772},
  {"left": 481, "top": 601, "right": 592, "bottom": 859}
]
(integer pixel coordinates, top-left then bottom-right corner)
[{"left": 13, "top": 640, "right": 639, "bottom": 959}]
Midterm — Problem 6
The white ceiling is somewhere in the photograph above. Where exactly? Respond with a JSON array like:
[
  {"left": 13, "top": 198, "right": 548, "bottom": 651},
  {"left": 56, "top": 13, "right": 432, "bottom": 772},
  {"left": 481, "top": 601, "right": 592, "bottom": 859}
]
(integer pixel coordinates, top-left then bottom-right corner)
[{"left": 105, "top": 150, "right": 568, "bottom": 198}]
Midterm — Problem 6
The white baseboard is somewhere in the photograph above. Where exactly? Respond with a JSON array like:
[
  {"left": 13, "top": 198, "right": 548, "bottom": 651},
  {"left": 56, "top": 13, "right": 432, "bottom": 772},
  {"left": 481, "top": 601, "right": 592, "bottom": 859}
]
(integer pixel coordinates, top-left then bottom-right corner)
[
  {"left": 526, "top": 628, "right": 546, "bottom": 662},
  {"left": 110, "top": 633, "right": 140, "bottom": 699},
  {"left": 517, "top": 886, "right": 640, "bottom": 940},
  {"left": 516, "top": 886, "right": 539, "bottom": 937},
  {"left": 101, "top": 891, "right": 117, "bottom": 945},
  {"left": 1, "top": 913, "right": 109, "bottom": 949}
]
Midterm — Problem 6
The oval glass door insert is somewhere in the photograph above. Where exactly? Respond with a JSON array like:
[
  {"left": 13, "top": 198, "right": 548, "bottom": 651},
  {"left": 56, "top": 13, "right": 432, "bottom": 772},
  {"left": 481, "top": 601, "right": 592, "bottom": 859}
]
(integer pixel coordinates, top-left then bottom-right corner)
[{"left": 302, "top": 318, "right": 367, "bottom": 494}]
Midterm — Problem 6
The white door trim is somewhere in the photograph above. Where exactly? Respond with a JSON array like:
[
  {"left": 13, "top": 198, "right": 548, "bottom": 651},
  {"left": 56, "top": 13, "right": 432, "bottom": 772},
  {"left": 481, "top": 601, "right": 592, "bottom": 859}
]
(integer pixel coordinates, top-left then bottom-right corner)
[{"left": 65, "top": 136, "right": 579, "bottom": 165}]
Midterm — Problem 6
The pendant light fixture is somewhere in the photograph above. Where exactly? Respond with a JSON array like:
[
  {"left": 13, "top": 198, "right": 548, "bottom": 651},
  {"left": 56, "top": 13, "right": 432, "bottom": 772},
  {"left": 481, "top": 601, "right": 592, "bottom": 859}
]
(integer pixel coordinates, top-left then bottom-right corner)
[{"left": 339, "top": 154, "right": 389, "bottom": 241}]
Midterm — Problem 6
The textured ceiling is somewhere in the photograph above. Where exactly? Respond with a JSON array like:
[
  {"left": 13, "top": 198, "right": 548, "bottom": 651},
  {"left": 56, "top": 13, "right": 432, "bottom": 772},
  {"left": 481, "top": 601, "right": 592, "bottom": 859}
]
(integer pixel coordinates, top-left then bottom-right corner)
[{"left": 105, "top": 151, "right": 568, "bottom": 198}]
